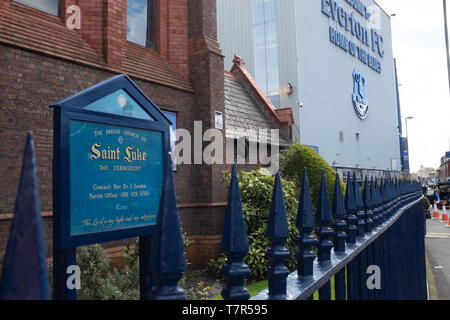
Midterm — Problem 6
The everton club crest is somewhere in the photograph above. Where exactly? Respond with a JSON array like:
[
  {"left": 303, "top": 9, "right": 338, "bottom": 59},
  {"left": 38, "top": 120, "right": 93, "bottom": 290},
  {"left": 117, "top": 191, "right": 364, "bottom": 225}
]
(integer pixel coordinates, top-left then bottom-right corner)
[{"left": 352, "top": 70, "right": 369, "bottom": 120}]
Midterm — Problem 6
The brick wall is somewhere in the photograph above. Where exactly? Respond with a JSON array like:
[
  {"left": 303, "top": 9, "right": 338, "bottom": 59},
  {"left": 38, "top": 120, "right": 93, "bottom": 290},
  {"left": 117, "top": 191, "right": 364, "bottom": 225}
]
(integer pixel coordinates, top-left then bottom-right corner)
[
  {"left": 0, "top": 45, "right": 208, "bottom": 264},
  {"left": 166, "top": 0, "right": 189, "bottom": 79},
  {"left": 0, "top": 0, "right": 228, "bottom": 268},
  {"left": 63, "top": 0, "right": 105, "bottom": 58},
  {"left": 104, "top": 0, "right": 127, "bottom": 70},
  {"left": 0, "top": 45, "right": 197, "bottom": 213}
]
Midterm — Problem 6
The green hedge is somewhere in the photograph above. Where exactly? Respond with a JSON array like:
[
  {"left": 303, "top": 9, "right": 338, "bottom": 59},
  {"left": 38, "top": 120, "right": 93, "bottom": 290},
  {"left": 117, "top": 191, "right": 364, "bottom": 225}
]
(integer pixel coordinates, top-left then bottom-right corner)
[
  {"left": 280, "top": 143, "right": 346, "bottom": 210},
  {"left": 221, "top": 169, "right": 298, "bottom": 280}
]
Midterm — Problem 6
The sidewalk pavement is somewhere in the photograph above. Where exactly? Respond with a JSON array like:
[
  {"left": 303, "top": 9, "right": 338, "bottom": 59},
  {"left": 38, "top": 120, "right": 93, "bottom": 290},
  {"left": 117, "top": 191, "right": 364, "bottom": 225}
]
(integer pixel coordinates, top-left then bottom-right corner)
[{"left": 425, "top": 213, "right": 450, "bottom": 300}]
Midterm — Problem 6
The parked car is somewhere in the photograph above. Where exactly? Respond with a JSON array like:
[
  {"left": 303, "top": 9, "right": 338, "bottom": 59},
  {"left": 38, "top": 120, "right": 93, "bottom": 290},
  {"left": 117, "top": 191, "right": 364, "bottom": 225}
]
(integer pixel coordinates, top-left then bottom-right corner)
[{"left": 438, "top": 182, "right": 450, "bottom": 208}]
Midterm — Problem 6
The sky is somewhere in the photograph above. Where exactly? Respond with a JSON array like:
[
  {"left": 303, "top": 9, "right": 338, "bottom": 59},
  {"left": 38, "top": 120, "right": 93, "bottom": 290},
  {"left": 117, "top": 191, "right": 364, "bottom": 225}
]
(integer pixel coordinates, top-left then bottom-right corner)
[
  {"left": 375, "top": 0, "right": 450, "bottom": 172},
  {"left": 14, "top": 0, "right": 59, "bottom": 16}
]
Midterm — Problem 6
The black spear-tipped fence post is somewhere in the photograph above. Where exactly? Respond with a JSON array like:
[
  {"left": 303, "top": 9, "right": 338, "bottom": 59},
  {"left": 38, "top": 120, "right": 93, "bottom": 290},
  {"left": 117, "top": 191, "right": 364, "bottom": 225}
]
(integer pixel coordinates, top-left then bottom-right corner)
[
  {"left": 402, "top": 179, "right": 409, "bottom": 204},
  {"left": 416, "top": 181, "right": 421, "bottom": 198},
  {"left": 345, "top": 173, "right": 358, "bottom": 245},
  {"left": 0, "top": 132, "right": 50, "bottom": 300},
  {"left": 404, "top": 180, "right": 409, "bottom": 204},
  {"left": 408, "top": 180, "right": 413, "bottom": 201},
  {"left": 389, "top": 179, "right": 395, "bottom": 216},
  {"left": 402, "top": 179, "right": 405, "bottom": 201},
  {"left": 332, "top": 172, "right": 347, "bottom": 300},
  {"left": 404, "top": 180, "right": 409, "bottom": 203},
  {"left": 345, "top": 173, "right": 359, "bottom": 300},
  {"left": 371, "top": 177, "right": 382, "bottom": 300},
  {"left": 150, "top": 156, "right": 187, "bottom": 300},
  {"left": 363, "top": 176, "right": 374, "bottom": 300},
  {"left": 398, "top": 179, "right": 405, "bottom": 206},
  {"left": 387, "top": 179, "right": 394, "bottom": 217},
  {"left": 371, "top": 177, "right": 380, "bottom": 229},
  {"left": 391, "top": 179, "right": 396, "bottom": 211},
  {"left": 353, "top": 173, "right": 368, "bottom": 300},
  {"left": 363, "top": 177, "right": 373, "bottom": 234},
  {"left": 220, "top": 164, "right": 251, "bottom": 300},
  {"left": 403, "top": 180, "right": 409, "bottom": 203},
  {"left": 384, "top": 178, "right": 393, "bottom": 218},
  {"left": 408, "top": 180, "right": 412, "bottom": 197},
  {"left": 388, "top": 179, "right": 394, "bottom": 217},
  {"left": 353, "top": 173, "right": 366, "bottom": 239},
  {"left": 316, "top": 170, "right": 334, "bottom": 262},
  {"left": 377, "top": 179, "right": 383, "bottom": 222},
  {"left": 385, "top": 179, "right": 391, "bottom": 218},
  {"left": 379, "top": 180, "right": 387, "bottom": 223},
  {"left": 380, "top": 179, "right": 390, "bottom": 299},
  {"left": 398, "top": 179, "right": 403, "bottom": 206},
  {"left": 332, "top": 172, "right": 347, "bottom": 254},
  {"left": 296, "top": 168, "right": 317, "bottom": 281},
  {"left": 393, "top": 179, "right": 399, "bottom": 211},
  {"left": 414, "top": 181, "right": 418, "bottom": 198},
  {"left": 375, "top": 178, "right": 384, "bottom": 224},
  {"left": 266, "top": 172, "right": 290, "bottom": 300},
  {"left": 315, "top": 170, "right": 334, "bottom": 300},
  {"left": 405, "top": 180, "right": 410, "bottom": 202},
  {"left": 383, "top": 179, "right": 390, "bottom": 219},
  {"left": 403, "top": 179, "right": 408, "bottom": 201}
]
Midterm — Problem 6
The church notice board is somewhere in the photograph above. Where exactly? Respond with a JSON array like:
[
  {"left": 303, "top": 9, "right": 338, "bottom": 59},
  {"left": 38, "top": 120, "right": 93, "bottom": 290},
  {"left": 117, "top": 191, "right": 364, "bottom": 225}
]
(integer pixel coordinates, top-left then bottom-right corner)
[{"left": 51, "top": 75, "right": 171, "bottom": 249}]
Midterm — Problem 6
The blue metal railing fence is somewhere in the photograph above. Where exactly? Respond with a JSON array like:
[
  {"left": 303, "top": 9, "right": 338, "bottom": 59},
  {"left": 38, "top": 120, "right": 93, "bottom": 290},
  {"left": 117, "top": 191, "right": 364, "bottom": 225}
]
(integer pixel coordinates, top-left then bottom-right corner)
[{"left": 222, "top": 164, "right": 426, "bottom": 301}]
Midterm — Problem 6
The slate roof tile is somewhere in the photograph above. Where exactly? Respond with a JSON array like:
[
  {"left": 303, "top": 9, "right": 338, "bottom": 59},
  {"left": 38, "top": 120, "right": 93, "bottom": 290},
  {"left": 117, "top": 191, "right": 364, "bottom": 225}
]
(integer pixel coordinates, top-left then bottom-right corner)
[{"left": 224, "top": 76, "right": 290, "bottom": 146}]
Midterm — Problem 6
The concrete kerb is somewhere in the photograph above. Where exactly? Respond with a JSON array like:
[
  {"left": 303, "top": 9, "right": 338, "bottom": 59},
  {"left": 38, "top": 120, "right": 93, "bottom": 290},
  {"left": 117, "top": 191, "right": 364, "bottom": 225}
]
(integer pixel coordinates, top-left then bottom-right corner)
[{"left": 426, "top": 254, "right": 439, "bottom": 300}]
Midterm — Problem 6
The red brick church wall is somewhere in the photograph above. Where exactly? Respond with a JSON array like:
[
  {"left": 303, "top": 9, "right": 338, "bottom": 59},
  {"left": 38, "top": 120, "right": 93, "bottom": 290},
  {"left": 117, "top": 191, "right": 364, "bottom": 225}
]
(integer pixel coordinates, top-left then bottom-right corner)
[{"left": 0, "top": 0, "right": 227, "bottom": 268}]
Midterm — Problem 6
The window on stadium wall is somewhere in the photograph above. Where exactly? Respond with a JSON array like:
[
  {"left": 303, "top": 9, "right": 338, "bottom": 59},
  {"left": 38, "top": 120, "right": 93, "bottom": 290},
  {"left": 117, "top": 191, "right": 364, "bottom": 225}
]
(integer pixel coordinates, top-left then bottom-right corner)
[
  {"left": 127, "top": 0, "right": 156, "bottom": 49},
  {"left": 13, "top": 0, "right": 59, "bottom": 16},
  {"left": 253, "top": 0, "right": 280, "bottom": 108}
]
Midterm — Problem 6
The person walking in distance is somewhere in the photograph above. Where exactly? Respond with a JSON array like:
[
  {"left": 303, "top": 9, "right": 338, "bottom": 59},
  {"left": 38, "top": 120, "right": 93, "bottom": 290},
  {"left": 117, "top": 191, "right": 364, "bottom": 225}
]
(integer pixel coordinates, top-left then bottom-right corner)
[
  {"left": 434, "top": 188, "right": 441, "bottom": 205},
  {"left": 423, "top": 194, "right": 431, "bottom": 219},
  {"left": 423, "top": 192, "right": 431, "bottom": 236}
]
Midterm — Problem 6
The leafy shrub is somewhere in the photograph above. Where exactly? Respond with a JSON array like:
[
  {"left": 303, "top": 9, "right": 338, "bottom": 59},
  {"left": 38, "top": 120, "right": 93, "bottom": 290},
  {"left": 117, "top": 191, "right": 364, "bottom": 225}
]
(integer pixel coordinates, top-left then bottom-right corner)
[
  {"left": 280, "top": 143, "right": 345, "bottom": 210},
  {"left": 207, "top": 254, "right": 227, "bottom": 279},
  {"left": 220, "top": 169, "right": 299, "bottom": 280},
  {"left": 76, "top": 244, "right": 110, "bottom": 300},
  {"left": 76, "top": 244, "right": 139, "bottom": 300},
  {"left": 108, "top": 235, "right": 209, "bottom": 300},
  {"left": 182, "top": 280, "right": 212, "bottom": 300},
  {"left": 74, "top": 235, "right": 209, "bottom": 300}
]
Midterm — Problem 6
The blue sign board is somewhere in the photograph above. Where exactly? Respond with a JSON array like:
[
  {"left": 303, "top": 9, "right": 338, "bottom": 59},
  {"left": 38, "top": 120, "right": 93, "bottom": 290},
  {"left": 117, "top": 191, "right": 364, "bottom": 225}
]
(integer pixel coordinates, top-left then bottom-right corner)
[
  {"left": 51, "top": 74, "right": 172, "bottom": 300},
  {"left": 400, "top": 137, "right": 410, "bottom": 172},
  {"left": 69, "top": 121, "right": 164, "bottom": 236},
  {"left": 51, "top": 74, "right": 171, "bottom": 248}
]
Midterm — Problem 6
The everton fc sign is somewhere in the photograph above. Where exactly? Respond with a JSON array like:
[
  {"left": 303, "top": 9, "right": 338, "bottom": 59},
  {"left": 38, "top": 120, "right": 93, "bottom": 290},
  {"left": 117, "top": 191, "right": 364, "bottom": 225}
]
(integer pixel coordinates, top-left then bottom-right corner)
[
  {"left": 322, "top": 0, "right": 384, "bottom": 74},
  {"left": 352, "top": 70, "right": 369, "bottom": 120}
]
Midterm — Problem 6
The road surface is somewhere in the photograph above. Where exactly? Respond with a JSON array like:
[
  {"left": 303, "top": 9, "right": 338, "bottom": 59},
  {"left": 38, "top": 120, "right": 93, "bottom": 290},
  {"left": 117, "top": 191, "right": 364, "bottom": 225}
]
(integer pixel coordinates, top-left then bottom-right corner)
[{"left": 425, "top": 213, "right": 450, "bottom": 300}]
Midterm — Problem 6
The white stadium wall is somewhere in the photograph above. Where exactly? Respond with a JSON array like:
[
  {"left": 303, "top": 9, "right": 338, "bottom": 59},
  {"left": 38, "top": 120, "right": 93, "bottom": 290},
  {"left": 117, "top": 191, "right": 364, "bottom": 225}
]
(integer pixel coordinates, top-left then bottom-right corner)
[
  {"left": 293, "top": 0, "right": 401, "bottom": 172},
  {"left": 218, "top": 0, "right": 402, "bottom": 173}
]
